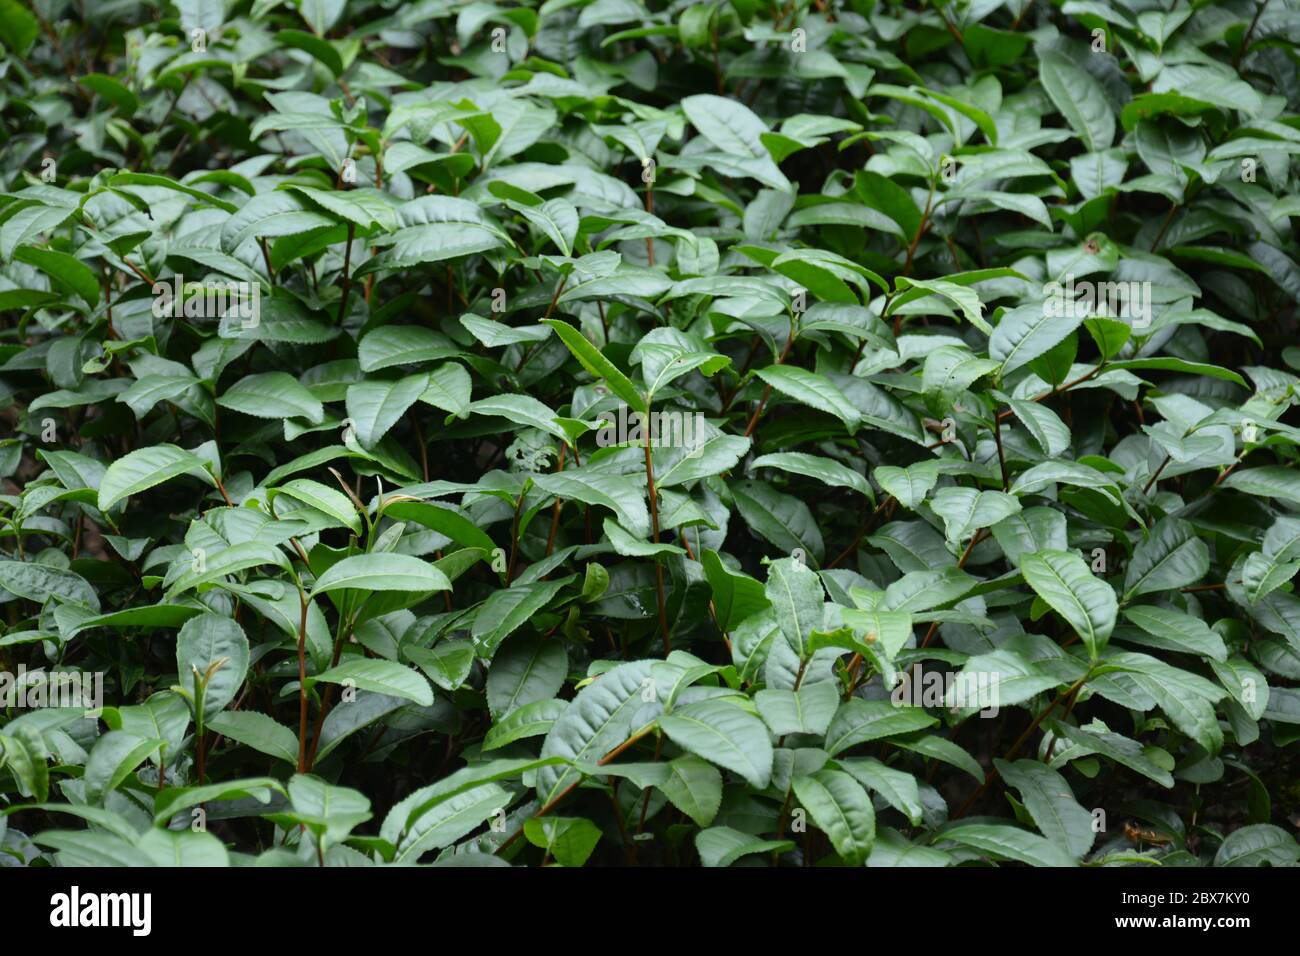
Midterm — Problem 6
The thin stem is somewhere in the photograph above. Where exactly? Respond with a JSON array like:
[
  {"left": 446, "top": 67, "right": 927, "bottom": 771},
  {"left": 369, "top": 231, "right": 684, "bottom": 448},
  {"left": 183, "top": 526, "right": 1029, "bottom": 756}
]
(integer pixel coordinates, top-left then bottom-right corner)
[
  {"left": 743, "top": 384, "right": 773, "bottom": 439},
  {"left": 545, "top": 445, "right": 567, "bottom": 557},
  {"left": 741, "top": 320, "right": 797, "bottom": 438},
  {"left": 496, "top": 724, "right": 657, "bottom": 855},
  {"left": 827, "top": 496, "right": 894, "bottom": 569},
  {"left": 258, "top": 238, "right": 275, "bottom": 281},
  {"left": 1010, "top": 0, "right": 1035, "bottom": 30},
  {"left": 644, "top": 421, "right": 671, "bottom": 656},
  {"left": 414, "top": 417, "right": 429, "bottom": 482},
  {"left": 1234, "top": 0, "right": 1270, "bottom": 68},
  {"left": 1142, "top": 454, "right": 1171, "bottom": 495},
  {"left": 643, "top": 171, "right": 655, "bottom": 267},
  {"left": 919, "top": 529, "right": 987, "bottom": 648},
  {"left": 213, "top": 474, "right": 234, "bottom": 507},
  {"left": 608, "top": 785, "right": 638, "bottom": 865},
  {"left": 635, "top": 732, "right": 664, "bottom": 834},
  {"left": 953, "top": 672, "right": 1090, "bottom": 819},
  {"left": 305, "top": 611, "right": 356, "bottom": 771},
  {"left": 506, "top": 494, "right": 523, "bottom": 584},
  {"left": 1181, "top": 582, "right": 1226, "bottom": 593},
  {"left": 996, "top": 364, "right": 1106, "bottom": 421},
  {"left": 1212, "top": 453, "right": 1245, "bottom": 488},
  {"left": 296, "top": 586, "right": 310, "bottom": 773},
  {"left": 518, "top": 277, "right": 569, "bottom": 377},
  {"left": 992, "top": 413, "right": 1008, "bottom": 490},
  {"left": 121, "top": 257, "right": 155, "bottom": 287},
  {"left": 337, "top": 222, "right": 356, "bottom": 325},
  {"left": 677, "top": 530, "right": 730, "bottom": 653},
  {"left": 885, "top": 183, "right": 934, "bottom": 337},
  {"left": 1149, "top": 202, "right": 1178, "bottom": 251}
]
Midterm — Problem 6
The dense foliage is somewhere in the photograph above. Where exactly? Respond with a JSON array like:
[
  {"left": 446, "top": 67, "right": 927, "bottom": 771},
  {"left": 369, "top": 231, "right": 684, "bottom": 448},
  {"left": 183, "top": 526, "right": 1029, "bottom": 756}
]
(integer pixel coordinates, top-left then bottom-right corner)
[{"left": 1, "top": 0, "right": 1299, "bottom": 869}]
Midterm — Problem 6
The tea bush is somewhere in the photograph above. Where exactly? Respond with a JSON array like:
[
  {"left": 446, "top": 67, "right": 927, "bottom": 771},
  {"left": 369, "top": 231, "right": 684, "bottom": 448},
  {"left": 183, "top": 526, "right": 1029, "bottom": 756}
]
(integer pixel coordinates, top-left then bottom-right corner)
[{"left": 1, "top": 0, "right": 1299, "bottom": 868}]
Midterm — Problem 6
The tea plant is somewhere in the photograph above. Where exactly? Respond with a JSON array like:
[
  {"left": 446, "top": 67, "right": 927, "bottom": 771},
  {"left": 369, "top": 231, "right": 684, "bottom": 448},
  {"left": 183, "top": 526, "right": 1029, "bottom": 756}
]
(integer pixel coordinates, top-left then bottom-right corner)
[{"left": 1, "top": 0, "right": 1299, "bottom": 868}]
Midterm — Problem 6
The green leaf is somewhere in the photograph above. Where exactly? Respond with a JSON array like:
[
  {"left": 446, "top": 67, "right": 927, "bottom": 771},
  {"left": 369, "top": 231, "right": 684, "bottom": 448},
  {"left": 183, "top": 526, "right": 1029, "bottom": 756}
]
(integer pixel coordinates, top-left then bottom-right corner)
[
  {"left": 1213, "top": 825, "right": 1300, "bottom": 867},
  {"left": 392, "top": 783, "right": 510, "bottom": 863},
  {"left": 753, "top": 366, "right": 860, "bottom": 431},
  {"left": 750, "top": 452, "right": 872, "bottom": 499},
  {"left": 30, "top": 831, "right": 153, "bottom": 867},
  {"left": 655, "top": 432, "right": 750, "bottom": 488},
  {"left": 466, "top": 393, "right": 581, "bottom": 445},
  {"left": 205, "top": 711, "right": 298, "bottom": 765},
  {"left": 359, "top": 217, "right": 505, "bottom": 273},
  {"left": 991, "top": 507, "right": 1067, "bottom": 567},
  {"left": 891, "top": 733, "right": 985, "bottom": 783},
  {"left": 488, "top": 634, "right": 569, "bottom": 717},
  {"left": 345, "top": 373, "right": 430, "bottom": 448},
  {"left": 839, "top": 758, "right": 924, "bottom": 826},
  {"left": 874, "top": 461, "right": 940, "bottom": 509},
  {"left": 1040, "top": 52, "right": 1115, "bottom": 151},
  {"left": 84, "top": 732, "right": 164, "bottom": 804},
  {"left": 658, "top": 755, "right": 723, "bottom": 827},
  {"left": 892, "top": 278, "right": 991, "bottom": 335},
  {"left": 0, "top": 0, "right": 40, "bottom": 55},
  {"left": 930, "top": 487, "right": 1022, "bottom": 547},
  {"left": 404, "top": 641, "right": 476, "bottom": 691},
  {"left": 732, "top": 480, "right": 825, "bottom": 566},
  {"left": 1107, "top": 357, "right": 1246, "bottom": 386},
  {"left": 0, "top": 560, "right": 99, "bottom": 611},
  {"left": 14, "top": 246, "right": 100, "bottom": 305},
  {"left": 1008, "top": 399, "right": 1071, "bottom": 457},
  {"left": 534, "top": 469, "right": 650, "bottom": 539},
  {"left": 543, "top": 319, "right": 646, "bottom": 414},
  {"left": 1021, "top": 549, "right": 1118, "bottom": 658},
  {"left": 167, "top": 542, "right": 290, "bottom": 596},
  {"left": 922, "top": 346, "right": 1000, "bottom": 398},
  {"left": 701, "top": 550, "right": 771, "bottom": 633},
  {"left": 993, "top": 758, "right": 1094, "bottom": 860},
  {"left": 1107, "top": 651, "right": 1226, "bottom": 753},
  {"left": 940, "top": 822, "right": 1077, "bottom": 867},
  {"left": 471, "top": 578, "right": 571, "bottom": 658},
  {"left": 270, "top": 479, "right": 362, "bottom": 535},
  {"left": 524, "top": 816, "right": 602, "bottom": 866},
  {"left": 98, "top": 445, "right": 217, "bottom": 511},
  {"left": 1122, "top": 606, "right": 1227, "bottom": 662},
  {"left": 682, "top": 94, "right": 790, "bottom": 189},
  {"left": 483, "top": 698, "right": 567, "bottom": 751},
  {"left": 755, "top": 682, "right": 839, "bottom": 736},
  {"left": 311, "top": 554, "right": 451, "bottom": 596},
  {"left": 1223, "top": 467, "right": 1300, "bottom": 506},
  {"left": 537, "top": 660, "right": 655, "bottom": 806},
  {"left": 280, "top": 775, "right": 372, "bottom": 847},
  {"left": 0, "top": 729, "right": 49, "bottom": 802},
  {"left": 314, "top": 658, "right": 434, "bottom": 707},
  {"left": 696, "top": 827, "right": 795, "bottom": 867},
  {"left": 280, "top": 185, "right": 390, "bottom": 237},
  {"left": 221, "top": 191, "right": 335, "bottom": 253},
  {"left": 1122, "top": 517, "right": 1209, "bottom": 601},
  {"left": 764, "top": 556, "right": 824, "bottom": 659},
  {"left": 659, "top": 698, "right": 774, "bottom": 789},
  {"left": 1044, "top": 719, "right": 1174, "bottom": 788},
  {"left": 421, "top": 363, "right": 473, "bottom": 416},
  {"left": 358, "top": 326, "right": 458, "bottom": 372},
  {"left": 137, "top": 828, "right": 230, "bottom": 866},
  {"left": 384, "top": 500, "right": 497, "bottom": 554},
  {"left": 603, "top": 517, "right": 685, "bottom": 557},
  {"left": 991, "top": 304, "right": 1085, "bottom": 376},
  {"left": 176, "top": 612, "right": 250, "bottom": 714},
  {"left": 823, "top": 699, "right": 937, "bottom": 757},
  {"left": 517, "top": 198, "right": 580, "bottom": 256},
  {"left": 791, "top": 769, "right": 876, "bottom": 865}
]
